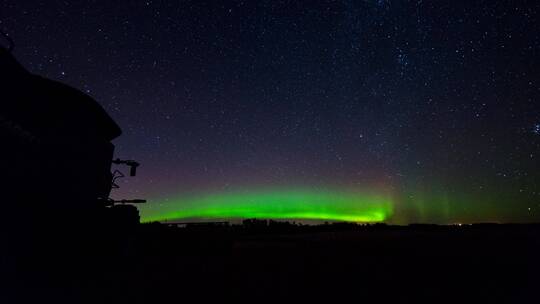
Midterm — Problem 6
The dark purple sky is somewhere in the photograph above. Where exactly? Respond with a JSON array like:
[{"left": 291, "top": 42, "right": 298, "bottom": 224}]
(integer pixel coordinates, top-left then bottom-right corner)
[{"left": 2, "top": 0, "right": 539, "bottom": 223}]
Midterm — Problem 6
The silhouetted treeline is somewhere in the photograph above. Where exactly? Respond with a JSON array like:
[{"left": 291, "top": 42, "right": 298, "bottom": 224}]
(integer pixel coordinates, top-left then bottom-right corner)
[{"left": 155, "top": 219, "right": 540, "bottom": 234}]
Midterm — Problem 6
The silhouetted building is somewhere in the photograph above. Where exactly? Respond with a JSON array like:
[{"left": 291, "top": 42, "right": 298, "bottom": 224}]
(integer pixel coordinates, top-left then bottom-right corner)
[{"left": 1, "top": 45, "right": 144, "bottom": 228}]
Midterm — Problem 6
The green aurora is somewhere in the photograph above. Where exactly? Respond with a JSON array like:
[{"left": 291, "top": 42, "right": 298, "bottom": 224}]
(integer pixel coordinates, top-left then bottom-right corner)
[{"left": 139, "top": 189, "right": 393, "bottom": 223}]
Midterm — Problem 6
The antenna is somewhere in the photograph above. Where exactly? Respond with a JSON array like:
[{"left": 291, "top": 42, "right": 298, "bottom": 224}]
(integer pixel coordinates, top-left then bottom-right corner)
[
  {"left": 0, "top": 29, "right": 14, "bottom": 52},
  {"left": 112, "top": 159, "right": 140, "bottom": 176}
]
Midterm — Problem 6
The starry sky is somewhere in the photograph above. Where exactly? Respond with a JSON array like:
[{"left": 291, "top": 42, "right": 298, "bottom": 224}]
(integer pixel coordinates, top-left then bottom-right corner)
[{"left": 2, "top": 0, "right": 539, "bottom": 224}]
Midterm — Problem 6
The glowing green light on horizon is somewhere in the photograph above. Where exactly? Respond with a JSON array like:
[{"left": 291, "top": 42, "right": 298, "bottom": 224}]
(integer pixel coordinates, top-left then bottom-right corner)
[{"left": 139, "top": 189, "right": 393, "bottom": 223}]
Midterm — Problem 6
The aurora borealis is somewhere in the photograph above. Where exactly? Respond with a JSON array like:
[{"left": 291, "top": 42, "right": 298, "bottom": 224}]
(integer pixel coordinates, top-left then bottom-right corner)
[
  {"left": 138, "top": 183, "right": 534, "bottom": 224},
  {"left": 139, "top": 189, "right": 393, "bottom": 223},
  {"left": 3, "top": 1, "right": 540, "bottom": 224}
]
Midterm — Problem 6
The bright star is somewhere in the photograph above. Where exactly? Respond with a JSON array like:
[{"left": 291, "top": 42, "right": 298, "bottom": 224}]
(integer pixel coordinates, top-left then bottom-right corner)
[{"left": 534, "top": 124, "right": 540, "bottom": 135}]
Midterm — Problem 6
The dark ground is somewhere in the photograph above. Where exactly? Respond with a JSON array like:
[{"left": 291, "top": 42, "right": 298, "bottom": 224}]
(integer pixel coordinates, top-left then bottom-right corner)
[{"left": 3, "top": 222, "right": 540, "bottom": 303}]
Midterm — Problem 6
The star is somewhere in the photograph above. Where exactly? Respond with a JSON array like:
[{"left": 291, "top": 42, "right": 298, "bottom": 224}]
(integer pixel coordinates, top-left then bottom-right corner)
[{"left": 533, "top": 124, "right": 540, "bottom": 135}]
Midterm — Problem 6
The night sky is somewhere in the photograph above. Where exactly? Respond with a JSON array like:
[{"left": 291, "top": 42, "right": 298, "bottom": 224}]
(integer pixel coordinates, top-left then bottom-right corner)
[{"left": 2, "top": 1, "right": 539, "bottom": 224}]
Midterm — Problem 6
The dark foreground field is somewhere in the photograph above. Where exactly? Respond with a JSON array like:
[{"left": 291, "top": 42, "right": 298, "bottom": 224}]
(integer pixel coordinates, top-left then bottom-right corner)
[{"left": 4, "top": 223, "right": 540, "bottom": 303}]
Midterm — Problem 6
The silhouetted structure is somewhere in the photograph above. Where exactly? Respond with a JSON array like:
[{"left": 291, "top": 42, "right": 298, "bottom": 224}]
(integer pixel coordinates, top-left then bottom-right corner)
[
  {"left": 1, "top": 43, "right": 143, "bottom": 226},
  {"left": 1, "top": 41, "right": 145, "bottom": 302}
]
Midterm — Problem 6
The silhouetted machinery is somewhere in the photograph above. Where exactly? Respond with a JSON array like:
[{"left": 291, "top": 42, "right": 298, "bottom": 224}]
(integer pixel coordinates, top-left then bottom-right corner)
[{"left": 0, "top": 32, "right": 145, "bottom": 229}]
